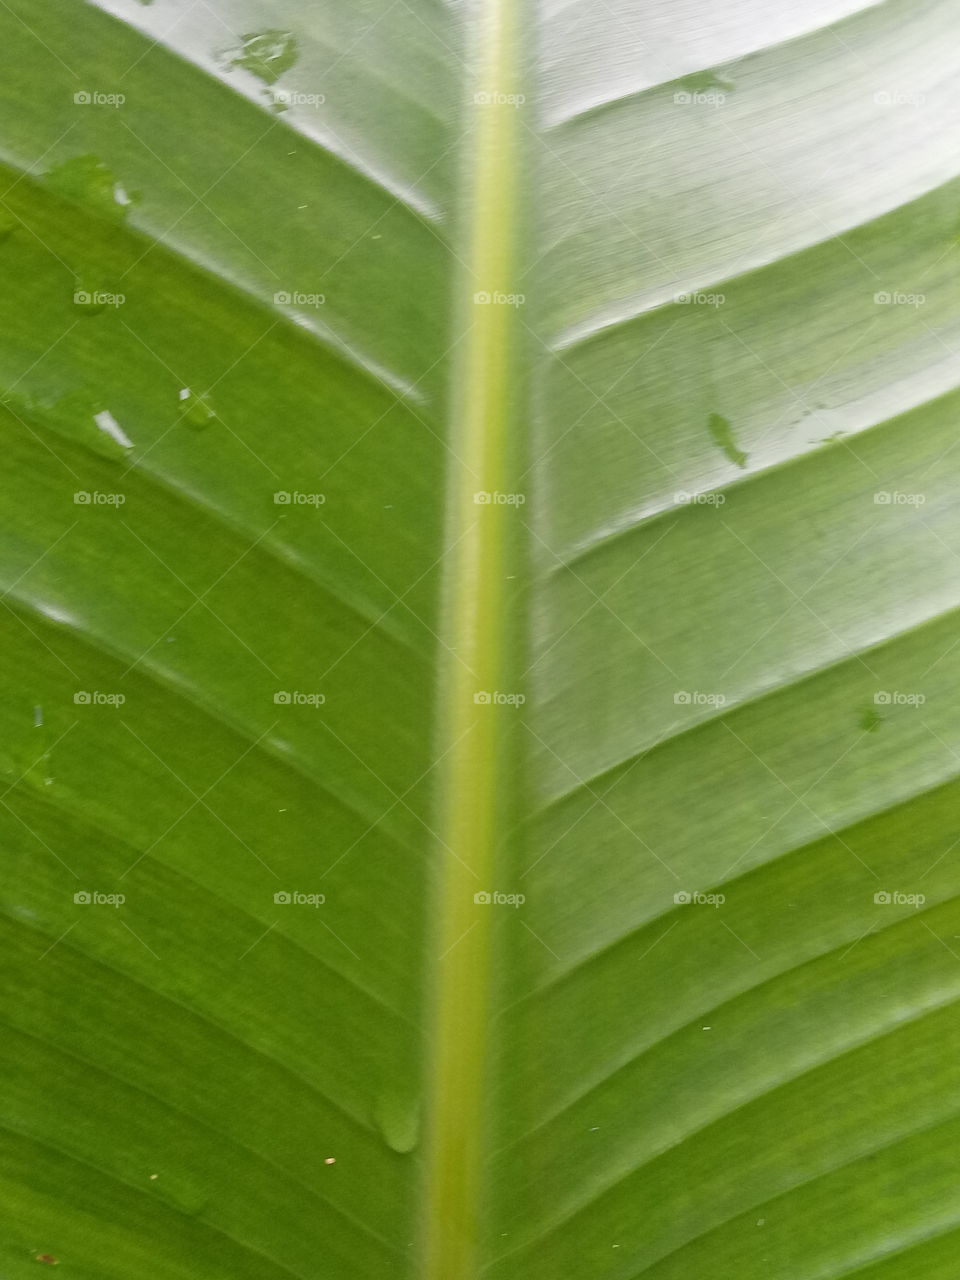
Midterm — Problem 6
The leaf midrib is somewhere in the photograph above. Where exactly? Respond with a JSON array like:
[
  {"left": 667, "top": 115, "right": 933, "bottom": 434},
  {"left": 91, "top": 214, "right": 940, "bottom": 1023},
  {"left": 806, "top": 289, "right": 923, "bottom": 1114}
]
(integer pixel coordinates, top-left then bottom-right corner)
[{"left": 420, "top": 1, "right": 526, "bottom": 1274}]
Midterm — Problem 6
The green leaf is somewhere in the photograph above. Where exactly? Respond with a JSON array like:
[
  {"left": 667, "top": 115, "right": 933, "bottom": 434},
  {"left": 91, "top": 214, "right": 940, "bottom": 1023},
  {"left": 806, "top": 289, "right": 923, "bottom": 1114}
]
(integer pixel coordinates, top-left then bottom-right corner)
[{"left": 2, "top": 1, "right": 959, "bottom": 1278}]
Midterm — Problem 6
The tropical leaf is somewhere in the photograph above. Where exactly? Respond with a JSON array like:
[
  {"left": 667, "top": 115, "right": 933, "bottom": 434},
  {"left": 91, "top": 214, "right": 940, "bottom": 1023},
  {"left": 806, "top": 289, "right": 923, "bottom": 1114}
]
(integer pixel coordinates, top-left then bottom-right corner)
[{"left": 1, "top": 0, "right": 959, "bottom": 1277}]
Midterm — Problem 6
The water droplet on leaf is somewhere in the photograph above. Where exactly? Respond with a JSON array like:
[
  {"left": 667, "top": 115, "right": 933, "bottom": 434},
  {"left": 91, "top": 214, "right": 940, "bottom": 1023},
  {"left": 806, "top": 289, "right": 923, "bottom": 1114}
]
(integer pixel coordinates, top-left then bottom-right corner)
[
  {"left": 178, "top": 387, "right": 217, "bottom": 428},
  {"left": 677, "top": 69, "right": 735, "bottom": 94},
  {"left": 223, "top": 30, "right": 299, "bottom": 85},
  {"left": 43, "top": 155, "right": 139, "bottom": 220},
  {"left": 0, "top": 722, "right": 55, "bottom": 793},
  {"left": 707, "top": 413, "right": 747, "bottom": 468},
  {"left": 94, "top": 409, "right": 134, "bottom": 450},
  {"left": 5, "top": 388, "right": 131, "bottom": 461},
  {"left": 373, "top": 1090, "right": 420, "bottom": 1154}
]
